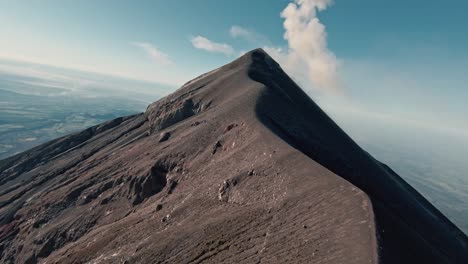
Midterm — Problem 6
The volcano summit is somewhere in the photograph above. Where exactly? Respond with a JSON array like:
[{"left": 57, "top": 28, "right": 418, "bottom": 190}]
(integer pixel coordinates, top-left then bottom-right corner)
[{"left": 0, "top": 49, "right": 467, "bottom": 264}]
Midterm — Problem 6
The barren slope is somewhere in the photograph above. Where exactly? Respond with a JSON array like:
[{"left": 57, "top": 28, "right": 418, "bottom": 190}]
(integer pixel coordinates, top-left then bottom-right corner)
[{"left": 0, "top": 49, "right": 466, "bottom": 264}]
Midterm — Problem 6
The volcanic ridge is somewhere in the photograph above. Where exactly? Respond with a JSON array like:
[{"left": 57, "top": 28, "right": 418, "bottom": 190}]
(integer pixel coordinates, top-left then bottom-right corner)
[{"left": 0, "top": 49, "right": 467, "bottom": 264}]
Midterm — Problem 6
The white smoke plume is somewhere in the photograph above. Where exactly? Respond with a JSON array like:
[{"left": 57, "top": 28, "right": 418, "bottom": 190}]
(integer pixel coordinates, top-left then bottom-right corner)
[{"left": 266, "top": 0, "right": 341, "bottom": 94}]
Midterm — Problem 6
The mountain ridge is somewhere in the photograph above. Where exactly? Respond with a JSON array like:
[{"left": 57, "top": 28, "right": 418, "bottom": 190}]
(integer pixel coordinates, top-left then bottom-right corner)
[{"left": 0, "top": 48, "right": 466, "bottom": 263}]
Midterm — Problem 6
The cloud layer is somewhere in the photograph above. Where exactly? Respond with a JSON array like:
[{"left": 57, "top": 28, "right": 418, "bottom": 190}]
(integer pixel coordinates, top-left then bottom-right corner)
[
  {"left": 132, "top": 42, "right": 173, "bottom": 65},
  {"left": 268, "top": 0, "right": 341, "bottom": 94},
  {"left": 190, "top": 36, "right": 234, "bottom": 56}
]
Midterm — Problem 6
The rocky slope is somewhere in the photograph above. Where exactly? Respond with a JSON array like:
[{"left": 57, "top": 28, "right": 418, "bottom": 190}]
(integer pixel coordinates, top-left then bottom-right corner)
[{"left": 0, "top": 49, "right": 467, "bottom": 264}]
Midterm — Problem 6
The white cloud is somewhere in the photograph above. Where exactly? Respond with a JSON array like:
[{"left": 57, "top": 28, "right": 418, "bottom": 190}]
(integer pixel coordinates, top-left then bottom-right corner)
[
  {"left": 190, "top": 36, "right": 234, "bottom": 56},
  {"left": 229, "top": 26, "right": 251, "bottom": 39},
  {"left": 132, "top": 42, "right": 173, "bottom": 65},
  {"left": 267, "top": 0, "right": 341, "bottom": 94},
  {"left": 229, "top": 25, "right": 269, "bottom": 44}
]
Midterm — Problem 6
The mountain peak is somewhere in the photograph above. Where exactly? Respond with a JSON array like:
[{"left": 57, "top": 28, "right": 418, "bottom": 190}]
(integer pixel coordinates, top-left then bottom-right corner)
[{"left": 144, "top": 47, "right": 283, "bottom": 134}]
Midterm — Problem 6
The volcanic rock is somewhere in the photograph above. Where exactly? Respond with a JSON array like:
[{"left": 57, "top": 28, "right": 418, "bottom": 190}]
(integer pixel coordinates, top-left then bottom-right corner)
[{"left": 158, "top": 132, "right": 171, "bottom": 142}]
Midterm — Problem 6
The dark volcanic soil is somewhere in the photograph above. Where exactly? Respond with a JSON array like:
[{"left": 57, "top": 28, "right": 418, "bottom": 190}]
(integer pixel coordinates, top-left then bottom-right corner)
[{"left": 0, "top": 49, "right": 467, "bottom": 264}]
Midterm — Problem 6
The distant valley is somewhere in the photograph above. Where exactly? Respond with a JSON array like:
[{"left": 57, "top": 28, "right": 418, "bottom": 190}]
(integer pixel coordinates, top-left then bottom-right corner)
[
  {"left": 0, "top": 59, "right": 173, "bottom": 159},
  {"left": 0, "top": 88, "right": 147, "bottom": 159}
]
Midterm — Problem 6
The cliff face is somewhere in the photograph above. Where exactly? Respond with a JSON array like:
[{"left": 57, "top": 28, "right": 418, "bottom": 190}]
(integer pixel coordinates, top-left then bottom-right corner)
[{"left": 0, "top": 49, "right": 466, "bottom": 264}]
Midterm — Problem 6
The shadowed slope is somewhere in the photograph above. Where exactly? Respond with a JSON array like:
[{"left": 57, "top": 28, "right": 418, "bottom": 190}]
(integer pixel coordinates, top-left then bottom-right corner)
[
  {"left": 0, "top": 49, "right": 466, "bottom": 264},
  {"left": 247, "top": 49, "right": 468, "bottom": 263}
]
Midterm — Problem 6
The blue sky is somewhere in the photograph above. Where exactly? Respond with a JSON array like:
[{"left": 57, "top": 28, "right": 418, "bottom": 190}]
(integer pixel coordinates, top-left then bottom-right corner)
[{"left": 0, "top": 0, "right": 467, "bottom": 137}]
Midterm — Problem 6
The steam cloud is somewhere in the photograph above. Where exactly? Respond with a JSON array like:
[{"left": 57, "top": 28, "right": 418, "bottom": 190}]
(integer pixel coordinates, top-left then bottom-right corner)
[{"left": 267, "top": 0, "right": 340, "bottom": 93}]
